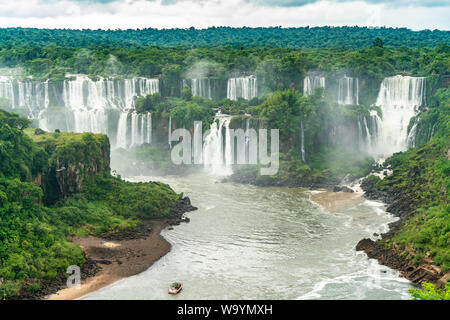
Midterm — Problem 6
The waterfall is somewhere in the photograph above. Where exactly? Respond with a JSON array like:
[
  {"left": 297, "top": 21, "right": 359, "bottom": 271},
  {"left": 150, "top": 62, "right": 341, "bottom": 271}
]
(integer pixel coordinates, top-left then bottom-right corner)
[
  {"left": 300, "top": 120, "right": 306, "bottom": 163},
  {"left": 115, "top": 111, "right": 152, "bottom": 149},
  {"left": 406, "top": 120, "right": 419, "bottom": 148},
  {"left": 373, "top": 75, "right": 425, "bottom": 156},
  {"left": 203, "top": 113, "right": 233, "bottom": 175},
  {"left": 62, "top": 75, "right": 158, "bottom": 126},
  {"left": 0, "top": 76, "right": 49, "bottom": 117},
  {"left": 146, "top": 113, "right": 152, "bottom": 145},
  {"left": 191, "top": 78, "right": 213, "bottom": 99},
  {"left": 227, "top": 76, "right": 257, "bottom": 101},
  {"left": 303, "top": 76, "right": 325, "bottom": 96},
  {"left": 245, "top": 118, "right": 250, "bottom": 163},
  {"left": 168, "top": 116, "right": 172, "bottom": 148},
  {"left": 357, "top": 115, "right": 374, "bottom": 153},
  {"left": 0, "top": 74, "right": 158, "bottom": 149},
  {"left": 0, "top": 76, "right": 14, "bottom": 105},
  {"left": 116, "top": 112, "right": 129, "bottom": 149},
  {"left": 338, "top": 76, "right": 359, "bottom": 105}
]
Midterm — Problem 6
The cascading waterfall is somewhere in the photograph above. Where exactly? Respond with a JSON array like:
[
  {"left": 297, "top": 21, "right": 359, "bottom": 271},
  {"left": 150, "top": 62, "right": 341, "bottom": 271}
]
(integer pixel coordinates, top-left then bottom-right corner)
[
  {"left": 168, "top": 116, "right": 172, "bottom": 148},
  {"left": 191, "top": 78, "right": 213, "bottom": 99},
  {"left": 227, "top": 75, "right": 257, "bottom": 101},
  {"left": 115, "top": 111, "right": 152, "bottom": 149},
  {"left": 0, "top": 76, "right": 49, "bottom": 117},
  {"left": 116, "top": 112, "right": 129, "bottom": 149},
  {"left": 338, "top": 76, "right": 359, "bottom": 105},
  {"left": 303, "top": 76, "right": 325, "bottom": 96},
  {"left": 406, "top": 118, "right": 419, "bottom": 148},
  {"left": 300, "top": 120, "right": 306, "bottom": 163},
  {"left": 245, "top": 118, "right": 250, "bottom": 163},
  {"left": 203, "top": 113, "right": 233, "bottom": 175},
  {"left": 373, "top": 75, "right": 425, "bottom": 156},
  {"left": 0, "top": 74, "right": 159, "bottom": 149},
  {"left": 357, "top": 115, "right": 374, "bottom": 153}
]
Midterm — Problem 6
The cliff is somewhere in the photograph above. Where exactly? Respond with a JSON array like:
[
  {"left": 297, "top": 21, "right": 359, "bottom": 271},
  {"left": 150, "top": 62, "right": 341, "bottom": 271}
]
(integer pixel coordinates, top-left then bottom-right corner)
[{"left": 25, "top": 129, "right": 110, "bottom": 204}]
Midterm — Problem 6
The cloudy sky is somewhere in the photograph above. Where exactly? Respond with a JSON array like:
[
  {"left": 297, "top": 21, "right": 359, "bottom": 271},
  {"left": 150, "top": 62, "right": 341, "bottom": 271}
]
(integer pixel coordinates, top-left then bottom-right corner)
[{"left": 0, "top": 0, "right": 449, "bottom": 30}]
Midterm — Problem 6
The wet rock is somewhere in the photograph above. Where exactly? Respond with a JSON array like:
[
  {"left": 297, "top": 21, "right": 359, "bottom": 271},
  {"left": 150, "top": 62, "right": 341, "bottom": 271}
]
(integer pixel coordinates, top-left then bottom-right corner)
[
  {"left": 356, "top": 238, "right": 443, "bottom": 285},
  {"left": 333, "top": 186, "right": 354, "bottom": 193}
]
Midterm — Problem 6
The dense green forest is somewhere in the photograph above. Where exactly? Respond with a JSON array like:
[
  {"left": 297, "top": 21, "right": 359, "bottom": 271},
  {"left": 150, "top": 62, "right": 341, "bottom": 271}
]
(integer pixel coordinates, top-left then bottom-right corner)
[
  {"left": 0, "top": 110, "right": 182, "bottom": 298},
  {"left": 0, "top": 27, "right": 448, "bottom": 49},
  {"left": 1, "top": 41, "right": 448, "bottom": 86}
]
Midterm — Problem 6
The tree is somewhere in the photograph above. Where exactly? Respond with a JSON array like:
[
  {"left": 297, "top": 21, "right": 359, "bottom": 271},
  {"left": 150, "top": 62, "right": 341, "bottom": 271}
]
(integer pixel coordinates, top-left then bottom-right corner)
[
  {"left": 409, "top": 282, "right": 450, "bottom": 300},
  {"left": 372, "top": 37, "right": 384, "bottom": 48}
]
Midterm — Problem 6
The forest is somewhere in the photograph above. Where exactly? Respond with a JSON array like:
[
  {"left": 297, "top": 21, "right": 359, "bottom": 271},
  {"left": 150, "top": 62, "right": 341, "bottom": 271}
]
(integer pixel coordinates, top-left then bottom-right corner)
[{"left": 0, "top": 27, "right": 448, "bottom": 48}]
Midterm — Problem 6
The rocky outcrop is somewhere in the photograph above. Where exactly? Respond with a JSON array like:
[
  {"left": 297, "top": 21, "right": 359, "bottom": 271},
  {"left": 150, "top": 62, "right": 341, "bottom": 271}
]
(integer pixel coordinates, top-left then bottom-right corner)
[
  {"left": 356, "top": 238, "right": 446, "bottom": 287},
  {"left": 35, "top": 132, "right": 111, "bottom": 204},
  {"left": 333, "top": 185, "right": 354, "bottom": 193}
]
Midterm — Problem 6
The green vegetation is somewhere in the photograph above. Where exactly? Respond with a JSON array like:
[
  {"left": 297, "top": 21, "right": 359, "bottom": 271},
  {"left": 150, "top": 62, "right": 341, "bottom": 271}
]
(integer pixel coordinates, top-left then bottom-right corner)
[
  {"left": 0, "top": 27, "right": 448, "bottom": 48},
  {"left": 409, "top": 282, "right": 450, "bottom": 300},
  {"left": 363, "top": 87, "right": 450, "bottom": 273},
  {"left": 229, "top": 89, "right": 378, "bottom": 185},
  {"left": 0, "top": 39, "right": 448, "bottom": 88},
  {"left": 0, "top": 110, "right": 180, "bottom": 299}
]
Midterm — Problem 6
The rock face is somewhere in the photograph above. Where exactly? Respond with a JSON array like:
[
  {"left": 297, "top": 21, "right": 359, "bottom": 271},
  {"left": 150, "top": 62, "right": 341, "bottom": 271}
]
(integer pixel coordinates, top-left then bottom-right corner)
[
  {"left": 29, "top": 131, "right": 111, "bottom": 204},
  {"left": 50, "top": 137, "right": 110, "bottom": 200},
  {"left": 356, "top": 238, "right": 445, "bottom": 286},
  {"left": 169, "top": 196, "right": 198, "bottom": 225},
  {"left": 333, "top": 185, "right": 354, "bottom": 193},
  {"left": 358, "top": 169, "right": 447, "bottom": 287}
]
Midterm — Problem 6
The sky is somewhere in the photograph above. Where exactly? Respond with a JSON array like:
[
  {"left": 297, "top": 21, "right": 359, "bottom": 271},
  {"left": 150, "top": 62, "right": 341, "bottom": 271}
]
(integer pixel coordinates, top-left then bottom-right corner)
[{"left": 0, "top": 0, "right": 449, "bottom": 31}]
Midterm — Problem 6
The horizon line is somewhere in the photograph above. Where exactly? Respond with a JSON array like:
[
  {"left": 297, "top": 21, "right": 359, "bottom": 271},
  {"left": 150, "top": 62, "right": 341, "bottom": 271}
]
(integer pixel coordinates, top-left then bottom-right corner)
[{"left": 1, "top": 25, "right": 449, "bottom": 32}]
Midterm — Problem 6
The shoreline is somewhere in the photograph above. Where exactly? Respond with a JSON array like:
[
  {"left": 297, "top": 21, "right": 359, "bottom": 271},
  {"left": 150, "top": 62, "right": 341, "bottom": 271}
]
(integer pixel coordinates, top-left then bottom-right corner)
[
  {"left": 355, "top": 178, "right": 449, "bottom": 288},
  {"left": 309, "top": 187, "right": 448, "bottom": 287},
  {"left": 47, "top": 219, "right": 174, "bottom": 300},
  {"left": 45, "top": 196, "right": 197, "bottom": 300},
  {"left": 45, "top": 180, "right": 446, "bottom": 300}
]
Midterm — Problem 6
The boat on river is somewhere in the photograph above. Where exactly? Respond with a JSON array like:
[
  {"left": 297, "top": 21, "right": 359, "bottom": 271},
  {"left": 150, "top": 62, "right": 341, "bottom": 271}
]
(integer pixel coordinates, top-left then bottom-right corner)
[{"left": 168, "top": 282, "right": 183, "bottom": 294}]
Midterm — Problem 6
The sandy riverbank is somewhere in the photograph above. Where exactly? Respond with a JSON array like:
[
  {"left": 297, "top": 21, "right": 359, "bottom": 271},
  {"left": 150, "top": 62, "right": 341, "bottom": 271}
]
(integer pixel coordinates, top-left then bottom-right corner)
[
  {"left": 309, "top": 190, "right": 361, "bottom": 214},
  {"left": 47, "top": 220, "right": 172, "bottom": 300}
]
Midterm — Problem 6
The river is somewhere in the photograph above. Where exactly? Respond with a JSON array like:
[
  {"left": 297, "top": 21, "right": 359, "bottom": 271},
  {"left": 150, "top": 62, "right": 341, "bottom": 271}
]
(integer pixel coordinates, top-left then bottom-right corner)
[{"left": 84, "top": 173, "right": 412, "bottom": 300}]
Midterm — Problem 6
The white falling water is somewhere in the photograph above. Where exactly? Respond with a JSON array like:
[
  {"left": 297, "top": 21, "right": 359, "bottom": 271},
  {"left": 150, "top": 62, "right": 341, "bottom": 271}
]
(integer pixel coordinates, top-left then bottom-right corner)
[
  {"left": 191, "top": 78, "right": 213, "bottom": 99},
  {"left": 357, "top": 116, "right": 373, "bottom": 153},
  {"left": 0, "top": 76, "right": 49, "bottom": 117},
  {"left": 406, "top": 117, "right": 419, "bottom": 148},
  {"left": 300, "top": 120, "right": 306, "bottom": 163},
  {"left": 338, "top": 76, "right": 359, "bottom": 105},
  {"left": 245, "top": 118, "right": 250, "bottom": 163},
  {"left": 168, "top": 116, "right": 172, "bottom": 148},
  {"left": 203, "top": 113, "right": 233, "bottom": 175},
  {"left": 373, "top": 75, "right": 425, "bottom": 156},
  {"left": 62, "top": 75, "right": 157, "bottom": 147},
  {"left": 115, "top": 111, "right": 152, "bottom": 150},
  {"left": 116, "top": 112, "right": 129, "bottom": 149},
  {"left": 0, "top": 76, "right": 14, "bottom": 106},
  {"left": 303, "top": 76, "right": 325, "bottom": 96},
  {"left": 0, "top": 74, "right": 158, "bottom": 149},
  {"left": 227, "top": 76, "right": 257, "bottom": 101}
]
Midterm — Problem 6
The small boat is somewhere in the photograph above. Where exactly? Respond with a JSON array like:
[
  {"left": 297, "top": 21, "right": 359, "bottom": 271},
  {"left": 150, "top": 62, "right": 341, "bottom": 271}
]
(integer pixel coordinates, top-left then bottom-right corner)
[{"left": 168, "top": 282, "right": 183, "bottom": 295}]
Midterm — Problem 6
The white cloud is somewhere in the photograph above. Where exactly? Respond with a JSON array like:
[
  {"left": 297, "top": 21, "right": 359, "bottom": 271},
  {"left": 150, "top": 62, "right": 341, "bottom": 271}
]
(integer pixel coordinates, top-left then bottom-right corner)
[{"left": 0, "top": 0, "right": 448, "bottom": 30}]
